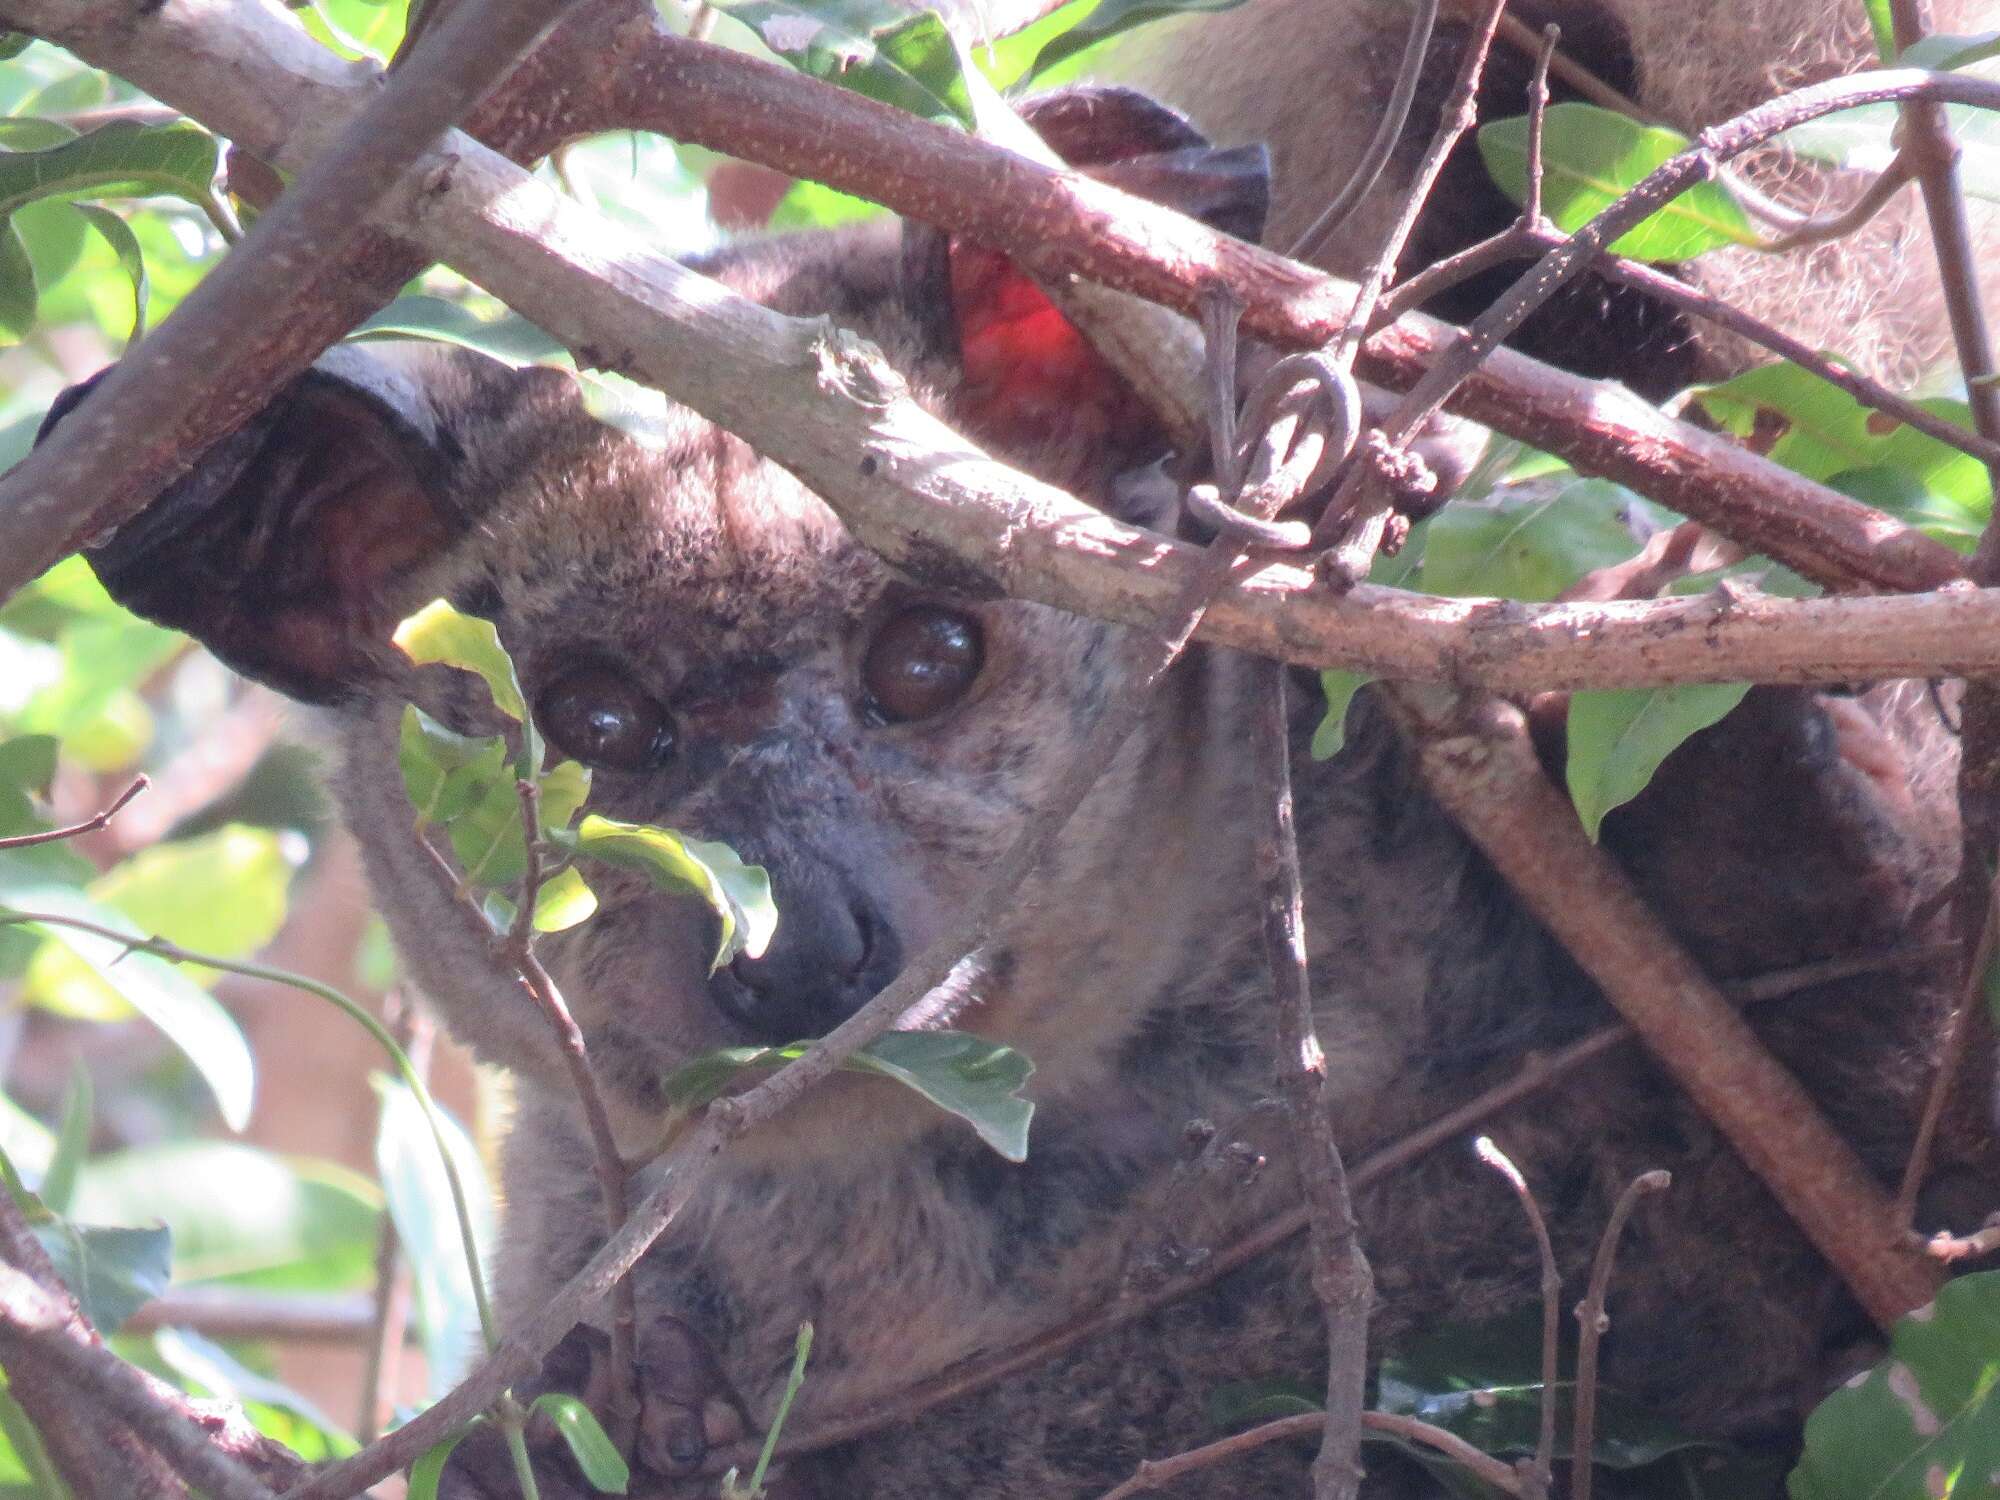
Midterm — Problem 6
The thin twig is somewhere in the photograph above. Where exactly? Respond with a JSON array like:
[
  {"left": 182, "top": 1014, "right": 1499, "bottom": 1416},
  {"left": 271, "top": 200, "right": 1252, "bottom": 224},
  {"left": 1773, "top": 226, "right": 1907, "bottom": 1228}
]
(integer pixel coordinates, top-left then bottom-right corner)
[
  {"left": 1254, "top": 658, "right": 1370, "bottom": 1500},
  {"left": 358, "top": 992, "right": 425, "bottom": 1443},
  {"left": 0, "top": 774, "right": 147, "bottom": 849},
  {"left": 505, "top": 776, "right": 638, "bottom": 1447},
  {"left": 1759, "top": 152, "right": 1916, "bottom": 251},
  {"left": 0, "top": 0, "right": 576, "bottom": 600},
  {"left": 0, "top": 1263, "right": 279, "bottom": 1500},
  {"left": 1569, "top": 1169, "right": 1671, "bottom": 1500},
  {"left": 1896, "top": 874, "right": 1999, "bottom": 1224},
  {"left": 698, "top": 943, "right": 1944, "bottom": 1471},
  {"left": 1473, "top": 1136, "right": 1557, "bottom": 1500},
  {"left": 1522, "top": 25, "right": 1557, "bottom": 228},
  {"left": 1094, "top": 1412, "right": 1322, "bottom": 1500},
  {"left": 1927, "top": 1214, "right": 2000, "bottom": 1263},
  {"left": 1288, "top": 0, "right": 1440, "bottom": 262}
]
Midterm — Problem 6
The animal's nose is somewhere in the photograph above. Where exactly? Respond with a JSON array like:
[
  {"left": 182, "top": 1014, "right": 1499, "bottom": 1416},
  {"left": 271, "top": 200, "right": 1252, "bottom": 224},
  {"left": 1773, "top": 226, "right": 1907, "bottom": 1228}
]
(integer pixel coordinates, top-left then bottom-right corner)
[{"left": 705, "top": 877, "right": 900, "bottom": 1043}]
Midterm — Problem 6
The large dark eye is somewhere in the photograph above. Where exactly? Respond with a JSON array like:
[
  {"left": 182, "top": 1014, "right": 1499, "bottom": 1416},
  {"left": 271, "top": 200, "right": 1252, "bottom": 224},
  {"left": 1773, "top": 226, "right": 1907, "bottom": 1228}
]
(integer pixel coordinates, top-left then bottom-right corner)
[
  {"left": 536, "top": 664, "right": 676, "bottom": 772},
  {"left": 861, "top": 606, "right": 984, "bottom": 724}
]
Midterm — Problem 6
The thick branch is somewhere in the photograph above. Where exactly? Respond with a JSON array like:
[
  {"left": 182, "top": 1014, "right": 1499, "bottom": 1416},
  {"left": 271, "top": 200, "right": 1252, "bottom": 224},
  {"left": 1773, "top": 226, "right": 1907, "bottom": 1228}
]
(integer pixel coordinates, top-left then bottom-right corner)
[
  {"left": 0, "top": 0, "right": 1980, "bottom": 604},
  {"left": 1383, "top": 685, "right": 1942, "bottom": 1326}
]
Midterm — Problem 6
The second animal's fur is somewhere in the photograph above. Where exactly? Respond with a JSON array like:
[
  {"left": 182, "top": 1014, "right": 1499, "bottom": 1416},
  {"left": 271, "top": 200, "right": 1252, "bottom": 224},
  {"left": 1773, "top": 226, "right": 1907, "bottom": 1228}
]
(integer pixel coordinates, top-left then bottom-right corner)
[{"left": 39, "top": 3, "right": 1998, "bottom": 1495}]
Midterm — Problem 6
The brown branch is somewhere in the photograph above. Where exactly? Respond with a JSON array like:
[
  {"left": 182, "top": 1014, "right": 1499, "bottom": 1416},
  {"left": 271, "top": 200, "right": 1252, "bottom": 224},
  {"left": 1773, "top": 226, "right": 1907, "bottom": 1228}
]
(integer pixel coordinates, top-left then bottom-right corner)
[
  {"left": 0, "top": 1261, "right": 282, "bottom": 1500},
  {"left": 1568, "top": 1169, "right": 1671, "bottom": 1500},
  {"left": 1253, "top": 660, "right": 1371, "bottom": 1500},
  {"left": 8, "top": 0, "right": 1980, "bottom": 603},
  {"left": 0, "top": 774, "right": 147, "bottom": 849},
  {"left": 1094, "top": 1413, "right": 1324, "bottom": 1500},
  {"left": 695, "top": 943, "right": 1940, "bottom": 1472},
  {"left": 1897, "top": 874, "right": 1999, "bottom": 1223},
  {"left": 120, "top": 1287, "right": 378, "bottom": 1343},
  {"left": 0, "top": 0, "right": 646, "bottom": 607},
  {"left": 505, "top": 776, "right": 638, "bottom": 1448},
  {"left": 1384, "top": 683, "right": 1941, "bottom": 1327}
]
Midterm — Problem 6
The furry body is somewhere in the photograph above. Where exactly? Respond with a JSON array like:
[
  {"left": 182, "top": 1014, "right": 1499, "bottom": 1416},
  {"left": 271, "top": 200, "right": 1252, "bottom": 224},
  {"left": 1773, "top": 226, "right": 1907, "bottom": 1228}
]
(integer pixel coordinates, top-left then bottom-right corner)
[{"left": 42, "top": 6, "right": 1998, "bottom": 1494}]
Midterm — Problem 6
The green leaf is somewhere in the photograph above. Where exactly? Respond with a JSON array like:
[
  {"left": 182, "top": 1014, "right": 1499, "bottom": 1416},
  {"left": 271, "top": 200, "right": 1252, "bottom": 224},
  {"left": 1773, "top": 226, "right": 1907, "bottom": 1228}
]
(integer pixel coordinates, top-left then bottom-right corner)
[
  {"left": 533, "top": 1395, "right": 630, "bottom": 1493},
  {"left": 1209, "top": 1377, "right": 1321, "bottom": 1427},
  {"left": 0, "top": 1377, "right": 66, "bottom": 1498},
  {"left": 82, "top": 823, "right": 295, "bottom": 960},
  {"left": 1311, "top": 672, "right": 1371, "bottom": 760},
  {"left": 351, "top": 295, "right": 568, "bottom": 367},
  {"left": 767, "top": 179, "right": 887, "bottom": 232},
  {"left": 0, "top": 33, "right": 31, "bottom": 62},
  {"left": 1899, "top": 31, "right": 2000, "bottom": 69},
  {"left": 1785, "top": 99, "right": 2000, "bottom": 203},
  {"left": 662, "top": 1030, "right": 1036, "bottom": 1161},
  {"left": 38, "top": 1061, "right": 90, "bottom": 1216},
  {"left": 1565, "top": 684, "right": 1752, "bottom": 840},
  {"left": 73, "top": 1142, "right": 379, "bottom": 1291},
  {"left": 70, "top": 203, "right": 146, "bottom": 343},
  {"left": 2, "top": 889, "right": 256, "bottom": 1130},
  {"left": 561, "top": 813, "right": 775, "bottom": 970},
  {"left": 0, "top": 221, "right": 33, "bottom": 341},
  {"left": 406, "top": 1424, "right": 480, "bottom": 1500},
  {"left": 1789, "top": 1271, "right": 2000, "bottom": 1500},
  {"left": 398, "top": 705, "right": 510, "bottom": 828},
  {"left": 1024, "top": 0, "right": 1246, "bottom": 81},
  {"left": 34, "top": 1219, "right": 171, "bottom": 1332},
  {"left": 0, "top": 116, "right": 75, "bottom": 150},
  {"left": 0, "top": 120, "right": 221, "bottom": 224},
  {"left": 718, "top": 1, "right": 978, "bottom": 124},
  {"left": 393, "top": 599, "right": 528, "bottom": 721},
  {"left": 532, "top": 864, "right": 598, "bottom": 933},
  {"left": 373, "top": 1079, "right": 492, "bottom": 1397},
  {"left": 1696, "top": 362, "right": 1991, "bottom": 547},
  {"left": 1829, "top": 464, "right": 1988, "bottom": 554},
  {"left": 297, "top": 0, "right": 408, "bottom": 62},
  {"left": 1478, "top": 103, "right": 1760, "bottom": 260},
  {"left": 1863, "top": 0, "right": 1895, "bottom": 59},
  {"left": 1418, "top": 479, "right": 1663, "bottom": 601}
]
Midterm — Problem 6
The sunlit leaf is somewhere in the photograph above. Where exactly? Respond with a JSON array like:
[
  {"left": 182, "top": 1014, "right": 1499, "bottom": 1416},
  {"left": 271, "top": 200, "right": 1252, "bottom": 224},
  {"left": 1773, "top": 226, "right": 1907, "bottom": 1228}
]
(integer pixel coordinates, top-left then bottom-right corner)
[
  {"left": 1024, "top": 0, "right": 1246, "bottom": 81},
  {"left": 1311, "top": 672, "right": 1371, "bottom": 761},
  {"left": 1565, "top": 684, "right": 1752, "bottom": 841},
  {"left": 151, "top": 1327, "right": 359, "bottom": 1459},
  {"left": 69, "top": 203, "right": 146, "bottom": 342},
  {"left": 1479, "top": 103, "right": 1760, "bottom": 260},
  {"left": 406, "top": 1423, "right": 480, "bottom": 1500},
  {"left": 73, "top": 1142, "right": 379, "bottom": 1291},
  {"left": 663, "top": 1030, "right": 1035, "bottom": 1161},
  {"left": 392, "top": 599, "right": 528, "bottom": 722},
  {"left": 532, "top": 865, "right": 598, "bottom": 933},
  {"left": 719, "top": 0, "right": 978, "bottom": 124},
  {"left": 559, "top": 813, "right": 774, "bottom": 970},
  {"left": 399, "top": 706, "right": 509, "bottom": 828},
  {"left": 2, "top": 888, "right": 255, "bottom": 1130},
  {"left": 1417, "top": 479, "right": 1662, "bottom": 602}
]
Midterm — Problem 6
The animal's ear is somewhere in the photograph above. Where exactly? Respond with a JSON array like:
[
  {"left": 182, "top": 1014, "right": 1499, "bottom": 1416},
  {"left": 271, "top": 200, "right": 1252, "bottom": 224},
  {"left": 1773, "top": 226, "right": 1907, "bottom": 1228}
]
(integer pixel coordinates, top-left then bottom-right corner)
[
  {"left": 37, "top": 347, "right": 482, "bottom": 705},
  {"left": 903, "top": 87, "right": 1270, "bottom": 478}
]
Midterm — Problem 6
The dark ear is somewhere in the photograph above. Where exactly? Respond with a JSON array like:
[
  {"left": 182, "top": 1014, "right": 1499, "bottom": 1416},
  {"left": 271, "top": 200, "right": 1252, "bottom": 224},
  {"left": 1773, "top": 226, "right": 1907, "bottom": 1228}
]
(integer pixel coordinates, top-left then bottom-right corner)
[
  {"left": 38, "top": 347, "right": 480, "bottom": 705},
  {"left": 903, "top": 87, "right": 1270, "bottom": 474}
]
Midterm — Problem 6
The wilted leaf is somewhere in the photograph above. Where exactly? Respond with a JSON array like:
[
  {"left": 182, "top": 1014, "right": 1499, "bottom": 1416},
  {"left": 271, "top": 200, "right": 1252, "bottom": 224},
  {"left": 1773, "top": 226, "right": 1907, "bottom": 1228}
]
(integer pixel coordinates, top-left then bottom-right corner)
[
  {"left": 561, "top": 813, "right": 775, "bottom": 970},
  {"left": 1479, "top": 104, "right": 1760, "bottom": 260},
  {"left": 1565, "top": 684, "right": 1752, "bottom": 840},
  {"left": 663, "top": 1030, "right": 1035, "bottom": 1161},
  {"left": 1790, "top": 1271, "right": 2000, "bottom": 1500},
  {"left": 533, "top": 1395, "right": 630, "bottom": 1493}
]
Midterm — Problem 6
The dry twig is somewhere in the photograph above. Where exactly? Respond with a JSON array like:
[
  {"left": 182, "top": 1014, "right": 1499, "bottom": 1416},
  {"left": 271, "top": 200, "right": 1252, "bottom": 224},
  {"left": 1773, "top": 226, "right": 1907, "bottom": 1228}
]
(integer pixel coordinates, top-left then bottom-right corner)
[{"left": 1569, "top": 1169, "right": 1671, "bottom": 1500}]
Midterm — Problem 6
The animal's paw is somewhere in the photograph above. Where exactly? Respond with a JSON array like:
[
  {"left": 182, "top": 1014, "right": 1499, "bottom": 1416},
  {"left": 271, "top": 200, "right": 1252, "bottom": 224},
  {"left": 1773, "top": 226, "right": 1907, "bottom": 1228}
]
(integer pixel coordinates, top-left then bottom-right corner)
[{"left": 628, "top": 1310, "right": 750, "bottom": 1478}]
